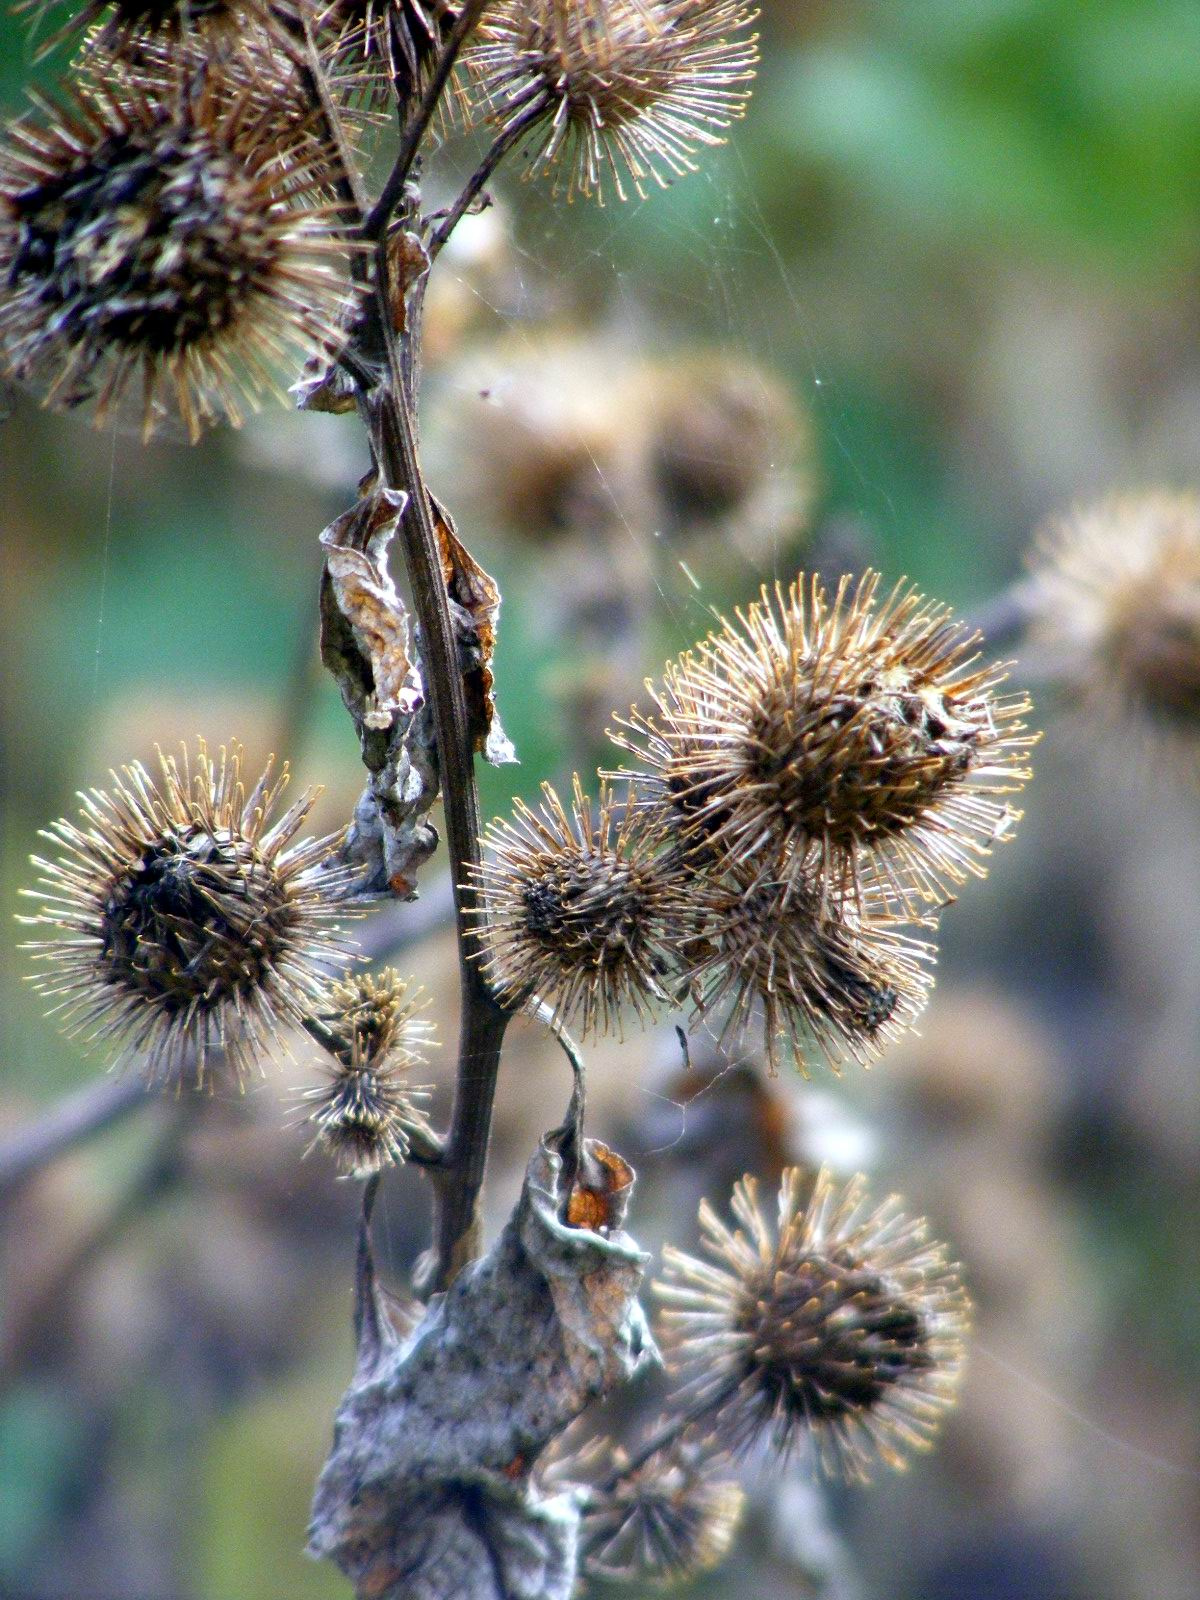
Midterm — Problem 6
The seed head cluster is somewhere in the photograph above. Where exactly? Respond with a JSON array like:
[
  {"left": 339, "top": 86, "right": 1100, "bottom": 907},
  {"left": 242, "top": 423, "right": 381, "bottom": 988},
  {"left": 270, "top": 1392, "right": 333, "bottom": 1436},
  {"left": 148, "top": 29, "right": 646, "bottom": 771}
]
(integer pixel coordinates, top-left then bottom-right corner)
[
  {"left": 301, "top": 968, "right": 436, "bottom": 1177},
  {"left": 0, "top": 67, "right": 357, "bottom": 439},
  {"left": 655, "top": 1167, "right": 969, "bottom": 1481},
  {"left": 461, "top": 0, "right": 759, "bottom": 202},
  {"left": 21, "top": 742, "right": 358, "bottom": 1088},
  {"left": 1028, "top": 491, "right": 1200, "bottom": 773},
  {"left": 675, "top": 866, "right": 934, "bottom": 1073},
  {"left": 473, "top": 569, "right": 1034, "bottom": 1070}
]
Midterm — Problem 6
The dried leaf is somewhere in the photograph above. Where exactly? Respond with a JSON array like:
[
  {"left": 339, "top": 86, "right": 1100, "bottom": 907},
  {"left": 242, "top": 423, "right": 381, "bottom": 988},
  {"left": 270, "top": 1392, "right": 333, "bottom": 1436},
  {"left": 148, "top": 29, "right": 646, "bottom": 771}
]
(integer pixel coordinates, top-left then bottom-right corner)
[
  {"left": 321, "top": 489, "right": 422, "bottom": 731},
  {"left": 432, "top": 495, "right": 517, "bottom": 765},
  {"left": 319, "top": 490, "right": 439, "bottom": 896},
  {"left": 308, "top": 1133, "right": 656, "bottom": 1599}
]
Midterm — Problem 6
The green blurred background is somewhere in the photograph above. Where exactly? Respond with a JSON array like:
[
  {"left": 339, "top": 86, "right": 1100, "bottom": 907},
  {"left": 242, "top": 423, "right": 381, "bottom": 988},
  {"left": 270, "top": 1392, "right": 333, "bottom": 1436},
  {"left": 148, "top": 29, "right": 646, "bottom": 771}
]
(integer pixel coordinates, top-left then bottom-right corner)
[{"left": 2, "top": 3, "right": 1200, "bottom": 1597}]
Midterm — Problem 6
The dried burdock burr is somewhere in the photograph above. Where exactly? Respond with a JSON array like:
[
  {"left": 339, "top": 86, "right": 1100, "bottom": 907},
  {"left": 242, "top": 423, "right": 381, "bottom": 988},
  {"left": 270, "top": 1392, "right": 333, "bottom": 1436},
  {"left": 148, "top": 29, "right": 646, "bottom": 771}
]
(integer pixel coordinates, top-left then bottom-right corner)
[
  {"left": 301, "top": 968, "right": 436, "bottom": 1176},
  {"left": 655, "top": 1167, "right": 970, "bottom": 1482},
  {"left": 579, "top": 1441, "right": 744, "bottom": 1586},
  {"left": 18, "top": 0, "right": 264, "bottom": 60},
  {"left": 1028, "top": 490, "right": 1200, "bottom": 771},
  {"left": 468, "top": 777, "right": 675, "bottom": 1036},
  {"left": 613, "top": 571, "right": 1036, "bottom": 913},
  {"left": 20, "top": 742, "right": 359, "bottom": 1088},
  {"left": 675, "top": 862, "right": 934, "bottom": 1074},
  {"left": 317, "top": 0, "right": 462, "bottom": 109},
  {"left": 460, "top": 0, "right": 759, "bottom": 202},
  {"left": 0, "top": 71, "right": 358, "bottom": 440}
]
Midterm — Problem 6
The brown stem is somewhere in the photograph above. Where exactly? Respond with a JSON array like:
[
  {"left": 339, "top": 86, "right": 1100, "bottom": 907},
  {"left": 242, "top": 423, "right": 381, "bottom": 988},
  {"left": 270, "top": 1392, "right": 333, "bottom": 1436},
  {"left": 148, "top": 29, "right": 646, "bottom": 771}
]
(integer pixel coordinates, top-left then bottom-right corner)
[
  {"left": 428, "top": 105, "right": 546, "bottom": 260},
  {"left": 0, "top": 1073, "right": 151, "bottom": 1201},
  {"left": 366, "top": 334, "right": 511, "bottom": 1293},
  {"left": 354, "top": 1172, "right": 383, "bottom": 1354},
  {"left": 364, "top": 0, "right": 492, "bottom": 240}
]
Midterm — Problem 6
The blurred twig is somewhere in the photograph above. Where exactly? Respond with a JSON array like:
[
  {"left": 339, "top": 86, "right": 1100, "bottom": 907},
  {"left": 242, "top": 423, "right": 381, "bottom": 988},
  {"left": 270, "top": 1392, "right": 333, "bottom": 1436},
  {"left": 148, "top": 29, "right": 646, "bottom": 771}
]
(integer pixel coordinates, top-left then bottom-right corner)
[{"left": 0, "top": 1073, "right": 150, "bottom": 1202}]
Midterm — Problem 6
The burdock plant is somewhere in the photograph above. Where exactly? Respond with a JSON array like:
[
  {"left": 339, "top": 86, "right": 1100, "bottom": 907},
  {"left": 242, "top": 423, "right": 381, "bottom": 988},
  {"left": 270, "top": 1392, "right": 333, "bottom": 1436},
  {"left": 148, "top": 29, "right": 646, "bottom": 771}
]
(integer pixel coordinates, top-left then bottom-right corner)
[{"left": 1, "top": 4, "right": 1049, "bottom": 1598}]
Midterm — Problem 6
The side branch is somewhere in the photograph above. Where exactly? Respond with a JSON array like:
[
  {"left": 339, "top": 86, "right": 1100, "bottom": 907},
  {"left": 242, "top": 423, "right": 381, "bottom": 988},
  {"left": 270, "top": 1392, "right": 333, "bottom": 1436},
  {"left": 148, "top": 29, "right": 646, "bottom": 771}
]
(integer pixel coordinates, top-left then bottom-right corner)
[
  {"left": 364, "top": 0, "right": 492, "bottom": 240},
  {"left": 0, "top": 1073, "right": 150, "bottom": 1200}
]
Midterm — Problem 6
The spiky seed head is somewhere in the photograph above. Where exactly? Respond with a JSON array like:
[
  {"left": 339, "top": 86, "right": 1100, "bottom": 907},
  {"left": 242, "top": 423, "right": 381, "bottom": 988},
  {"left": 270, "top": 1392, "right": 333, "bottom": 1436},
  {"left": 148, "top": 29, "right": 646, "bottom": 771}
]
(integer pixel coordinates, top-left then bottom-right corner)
[
  {"left": 18, "top": 0, "right": 263, "bottom": 61},
  {"left": 317, "top": 0, "right": 462, "bottom": 110},
  {"left": 674, "top": 863, "right": 934, "bottom": 1074},
  {"left": 655, "top": 1167, "right": 970, "bottom": 1482},
  {"left": 20, "top": 742, "right": 359, "bottom": 1088},
  {"left": 314, "top": 966, "right": 435, "bottom": 1070},
  {"left": 581, "top": 1443, "right": 744, "bottom": 1586},
  {"left": 460, "top": 0, "right": 759, "bottom": 203},
  {"left": 612, "top": 571, "right": 1036, "bottom": 914},
  {"left": 1028, "top": 491, "right": 1200, "bottom": 771},
  {"left": 300, "top": 968, "right": 435, "bottom": 1177},
  {"left": 468, "top": 776, "right": 674, "bottom": 1036},
  {"left": 0, "top": 71, "right": 358, "bottom": 441}
]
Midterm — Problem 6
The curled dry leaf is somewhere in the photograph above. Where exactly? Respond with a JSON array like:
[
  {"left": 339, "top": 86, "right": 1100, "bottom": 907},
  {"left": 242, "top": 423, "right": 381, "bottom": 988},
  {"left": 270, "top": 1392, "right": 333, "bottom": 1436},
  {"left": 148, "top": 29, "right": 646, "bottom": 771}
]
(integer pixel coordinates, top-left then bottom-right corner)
[
  {"left": 319, "top": 488, "right": 439, "bottom": 895},
  {"left": 320, "top": 488, "right": 423, "bottom": 731},
  {"left": 432, "top": 495, "right": 517, "bottom": 765},
  {"left": 308, "top": 1131, "right": 656, "bottom": 1600}
]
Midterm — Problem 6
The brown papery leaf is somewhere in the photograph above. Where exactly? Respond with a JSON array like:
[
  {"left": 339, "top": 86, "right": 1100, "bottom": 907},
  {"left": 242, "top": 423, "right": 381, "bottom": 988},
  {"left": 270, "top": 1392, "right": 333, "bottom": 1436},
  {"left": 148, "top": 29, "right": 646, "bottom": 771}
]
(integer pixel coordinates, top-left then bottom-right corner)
[
  {"left": 432, "top": 494, "right": 517, "bottom": 764},
  {"left": 320, "top": 488, "right": 423, "bottom": 731}
]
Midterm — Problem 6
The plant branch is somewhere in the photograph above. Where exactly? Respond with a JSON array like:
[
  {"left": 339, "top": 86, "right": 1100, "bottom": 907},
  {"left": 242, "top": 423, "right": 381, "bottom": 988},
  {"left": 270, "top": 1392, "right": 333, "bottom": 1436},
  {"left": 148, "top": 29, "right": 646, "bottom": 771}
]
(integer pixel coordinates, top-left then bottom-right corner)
[
  {"left": 428, "top": 106, "right": 545, "bottom": 260},
  {"left": 0, "top": 1072, "right": 151, "bottom": 1201},
  {"left": 354, "top": 1172, "right": 383, "bottom": 1351},
  {"left": 364, "top": 0, "right": 492, "bottom": 241},
  {"left": 279, "top": 16, "right": 371, "bottom": 237},
  {"left": 367, "top": 352, "right": 511, "bottom": 1291}
]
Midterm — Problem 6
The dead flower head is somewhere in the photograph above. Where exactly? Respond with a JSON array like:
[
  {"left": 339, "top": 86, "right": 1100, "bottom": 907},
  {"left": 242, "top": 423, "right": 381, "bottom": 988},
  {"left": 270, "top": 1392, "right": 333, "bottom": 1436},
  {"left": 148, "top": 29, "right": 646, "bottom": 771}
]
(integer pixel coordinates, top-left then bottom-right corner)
[
  {"left": 613, "top": 571, "right": 1036, "bottom": 913},
  {"left": 0, "top": 70, "right": 358, "bottom": 440},
  {"left": 580, "top": 1441, "right": 743, "bottom": 1586},
  {"left": 1028, "top": 491, "right": 1200, "bottom": 771},
  {"left": 301, "top": 968, "right": 436, "bottom": 1177},
  {"left": 675, "top": 863, "right": 934, "bottom": 1074},
  {"left": 21, "top": 741, "right": 358, "bottom": 1088},
  {"left": 461, "top": 0, "right": 759, "bottom": 202},
  {"left": 18, "top": 0, "right": 263, "bottom": 60},
  {"left": 468, "top": 777, "right": 674, "bottom": 1036},
  {"left": 655, "top": 1167, "right": 969, "bottom": 1482},
  {"left": 317, "top": 0, "right": 462, "bottom": 109}
]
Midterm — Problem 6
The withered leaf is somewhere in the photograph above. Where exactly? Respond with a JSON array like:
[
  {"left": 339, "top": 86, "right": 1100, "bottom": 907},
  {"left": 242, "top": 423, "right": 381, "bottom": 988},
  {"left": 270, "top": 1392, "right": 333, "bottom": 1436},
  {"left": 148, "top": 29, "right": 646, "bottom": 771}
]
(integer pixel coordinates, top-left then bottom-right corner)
[
  {"left": 321, "top": 489, "right": 423, "bottom": 732},
  {"left": 431, "top": 495, "right": 517, "bottom": 765}
]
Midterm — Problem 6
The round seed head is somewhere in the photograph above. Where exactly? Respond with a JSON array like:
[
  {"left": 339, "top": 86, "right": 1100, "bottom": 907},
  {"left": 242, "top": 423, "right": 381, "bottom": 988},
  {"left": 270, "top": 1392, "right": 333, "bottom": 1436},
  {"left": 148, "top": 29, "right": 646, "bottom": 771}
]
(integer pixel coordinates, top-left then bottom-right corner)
[
  {"left": 612, "top": 571, "right": 1036, "bottom": 913},
  {"left": 314, "top": 966, "right": 436, "bottom": 1071},
  {"left": 674, "top": 863, "right": 933, "bottom": 1074},
  {"left": 20, "top": 742, "right": 360, "bottom": 1088},
  {"left": 317, "top": 0, "right": 461, "bottom": 110},
  {"left": 461, "top": 0, "right": 759, "bottom": 203},
  {"left": 581, "top": 1443, "right": 744, "bottom": 1586},
  {"left": 0, "top": 70, "right": 358, "bottom": 440},
  {"left": 18, "top": 0, "right": 263, "bottom": 60},
  {"left": 301, "top": 968, "right": 436, "bottom": 1177},
  {"left": 468, "top": 776, "right": 674, "bottom": 1036},
  {"left": 655, "top": 1167, "right": 970, "bottom": 1482},
  {"left": 1028, "top": 491, "right": 1200, "bottom": 773}
]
